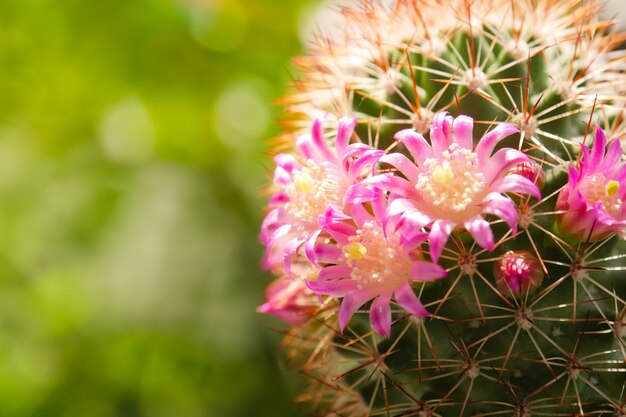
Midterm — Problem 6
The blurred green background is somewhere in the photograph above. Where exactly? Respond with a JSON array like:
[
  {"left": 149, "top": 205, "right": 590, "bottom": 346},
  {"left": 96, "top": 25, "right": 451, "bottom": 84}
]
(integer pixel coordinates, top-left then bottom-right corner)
[{"left": 0, "top": 0, "right": 327, "bottom": 415}]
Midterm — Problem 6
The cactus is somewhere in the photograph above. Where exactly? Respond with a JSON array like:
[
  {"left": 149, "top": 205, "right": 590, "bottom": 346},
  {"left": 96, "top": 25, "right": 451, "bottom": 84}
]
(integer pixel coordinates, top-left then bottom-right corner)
[{"left": 260, "top": 1, "right": 626, "bottom": 416}]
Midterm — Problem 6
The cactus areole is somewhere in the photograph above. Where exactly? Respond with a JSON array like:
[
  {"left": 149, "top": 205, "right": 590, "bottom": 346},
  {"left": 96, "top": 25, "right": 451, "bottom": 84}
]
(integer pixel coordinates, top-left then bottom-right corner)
[{"left": 259, "top": 1, "right": 626, "bottom": 416}]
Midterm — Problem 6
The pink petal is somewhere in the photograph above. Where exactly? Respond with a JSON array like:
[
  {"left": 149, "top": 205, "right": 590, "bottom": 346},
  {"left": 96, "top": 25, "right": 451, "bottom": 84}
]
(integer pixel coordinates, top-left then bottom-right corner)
[
  {"left": 347, "top": 149, "right": 385, "bottom": 180},
  {"left": 394, "top": 283, "right": 430, "bottom": 316},
  {"left": 322, "top": 222, "right": 356, "bottom": 245},
  {"left": 485, "top": 148, "right": 531, "bottom": 182},
  {"left": 589, "top": 126, "right": 606, "bottom": 169},
  {"left": 452, "top": 114, "right": 474, "bottom": 150},
  {"left": 304, "top": 230, "right": 322, "bottom": 266},
  {"left": 343, "top": 183, "right": 382, "bottom": 205},
  {"left": 317, "top": 265, "right": 352, "bottom": 282},
  {"left": 349, "top": 203, "right": 374, "bottom": 228},
  {"left": 319, "top": 205, "right": 351, "bottom": 226},
  {"left": 394, "top": 129, "right": 432, "bottom": 164},
  {"left": 273, "top": 166, "right": 292, "bottom": 187},
  {"left": 475, "top": 123, "right": 519, "bottom": 163},
  {"left": 464, "top": 215, "right": 494, "bottom": 251},
  {"left": 482, "top": 192, "right": 519, "bottom": 232},
  {"left": 311, "top": 117, "right": 336, "bottom": 162},
  {"left": 430, "top": 112, "right": 453, "bottom": 156},
  {"left": 336, "top": 116, "right": 357, "bottom": 156},
  {"left": 313, "top": 243, "right": 343, "bottom": 263},
  {"left": 282, "top": 237, "right": 305, "bottom": 275},
  {"left": 356, "top": 173, "right": 415, "bottom": 197},
  {"left": 268, "top": 192, "right": 289, "bottom": 208},
  {"left": 274, "top": 153, "right": 298, "bottom": 173},
  {"left": 260, "top": 208, "right": 280, "bottom": 243},
  {"left": 379, "top": 153, "right": 420, "bottom": 183},
  {"left": 339, "top": 290, "right": 376, "bottom": 332},
  {"left": 409, "top": 261, "right": 447, "bottom": 282},
  {"left": 308, "top": 278, "right": 356, "bottom": 297},
  {"left": 296, "top": 133, "right": 316, "bottom": 160},
  {"left": 600, "top": 139, "right": 623, "bottom": 174},
  {"left": 370, "top": 293, "right": 393, "bottom": 337},
  {"left": 428, "top": 219, "right": 455, "bottom": 262},
  {"left": 492, "top": 174, "right": 541, "bottom": 198}
]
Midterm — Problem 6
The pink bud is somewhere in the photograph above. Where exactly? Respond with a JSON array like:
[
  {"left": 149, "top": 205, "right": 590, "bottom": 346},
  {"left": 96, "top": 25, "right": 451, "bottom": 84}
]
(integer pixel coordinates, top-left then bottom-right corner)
[
  {"left": 494, "top": 251, "right": 543, "bottom": 295},
  {"left": 510, "top": 161, "right": 544, "bottom": 190}
]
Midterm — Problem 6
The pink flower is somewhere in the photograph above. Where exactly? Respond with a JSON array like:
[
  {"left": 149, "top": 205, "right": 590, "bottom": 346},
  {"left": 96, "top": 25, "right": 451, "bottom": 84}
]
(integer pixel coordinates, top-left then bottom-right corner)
[
  {"left": 556, "top": 126, "right": 626, "bottom": 241},
  {"left": 261, "top": 116, "right": 384, "bottom": 271},
  {"left": 257, "top": 274, "right": 318, "bottom": 326},
  {"left": 346, "top": 112, "right": 541, "bottom": 261},
  {"left": 307, "top": 204, "right": 446, "bottom": 337}
]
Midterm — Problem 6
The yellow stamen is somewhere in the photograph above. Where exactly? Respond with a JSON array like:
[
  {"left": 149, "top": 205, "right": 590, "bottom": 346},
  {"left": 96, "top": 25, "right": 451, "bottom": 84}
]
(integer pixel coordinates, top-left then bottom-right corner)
[
  {"left": 606, "top": 180, "right": 619, "bottom": 197},
  {"left": 307, "top": 269, "right": 319, "bottom": 282},
  {"left": 344, "top": 242, "right": 367, "bottom": 260},
  {"left": 293, "top": 171, "right": 314, "bottom": 193},
  {"left": 431, "top": 161, "right": 454, "bottom": 185}
]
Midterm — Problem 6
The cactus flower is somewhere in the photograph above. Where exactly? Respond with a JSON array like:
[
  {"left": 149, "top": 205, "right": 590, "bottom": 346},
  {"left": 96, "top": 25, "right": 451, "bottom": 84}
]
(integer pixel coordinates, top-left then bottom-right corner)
[
  {"left": 556, "top": 126, "right": 626, "bottom": 241},
  {"left": 257, "top": 274, "right": 318, "bottom": 326},
  {"left": 261, "top": 116, "right": 384, "bottom": 271},
  {"left": 307, "top": 205, "right": 446, "bottom": 337},
  {"left": 347, "top": 112, "right": 541, "bottom": 261}
]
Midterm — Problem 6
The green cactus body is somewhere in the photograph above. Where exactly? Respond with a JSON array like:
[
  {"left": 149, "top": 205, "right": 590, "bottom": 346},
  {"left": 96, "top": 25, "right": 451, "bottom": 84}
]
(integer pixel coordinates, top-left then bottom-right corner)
[{"left": 262, "top": 1, "right": 626, "bottom": 416}]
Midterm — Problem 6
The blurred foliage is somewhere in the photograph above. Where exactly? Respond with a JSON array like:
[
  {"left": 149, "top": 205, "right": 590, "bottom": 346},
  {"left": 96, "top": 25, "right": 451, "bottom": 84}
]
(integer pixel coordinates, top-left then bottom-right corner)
[{"left": 0, "top": 0, "right": 318, "bottom": 415}]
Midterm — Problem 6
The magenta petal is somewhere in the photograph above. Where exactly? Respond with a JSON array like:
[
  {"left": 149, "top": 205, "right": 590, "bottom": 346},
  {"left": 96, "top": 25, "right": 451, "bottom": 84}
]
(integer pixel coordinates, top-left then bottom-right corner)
[
  {"left": 336, "top": 116, "right": 357, "bottom": 155},
  {"left": 430, "top": 112, "right": 453, "bottom": 156},
  {"left": 349, "top": 203, "right": 374, "bottom": 228},
  {"left": 304, "top": 230, "right": 322, "bottom": 266},
  {"left": 323, "top": 222, "right": 355, "bottom": 245},
  {"left": 339, "top": 291, "right": 375, "bottom": 332},
  {"left": 344, "top": 183, "right": 382, "bottom": 205},
  {"left": 260, "top": 208, "right": 280, "bottom": 243},
  {"left": 357, "top": 173, "right": 415, "bottom": 197},
  {"left": 395, "top": 283, "right": 430, "bottom": 316},
  {"left": 317, "top": 265, "right": 352, "bottom": 282},
  {"left": 485, "top": 148, "right": 531, "bottom": 181},
  {"left": 320, "top": 205, "right": 351, "bottom": 226},
  {"left": 483, "top": 192, "right": 519, "bottom": 231},
  {"left": 464, "top": 215, "right": 494, "bottom": 251},
  {"left": 452, "top": 114, "right": 474, "bottom": 150},
  {"left": 268, "top": 192, "right": 289, "bottom": 208},
  {"left": 379, "top": 153, "right": 420, "bottom": 183},
  {"left": 589, "top": 126, "right": 607, "bottom": 169},
  {"left": 370, "top": 293, "right": 392, "bottom": 337},
  {"left": 273, "top": 166, "right": 292, "bottom": 187},
  {"left": 409, "top": 261, "right": 447, "bottom": 282},
  {"left": 282, "top": 237, "right": 305, "bottom": 275},
  {"left": 307, "top": 278, "right": 356, "bottom": 297},
  {"left": 296, "top": 133, "right": 316, "bottom": 160},
  {"left": 314, "top": 243, "right": 342, "bottom": 263},
  {"left": 394, "top": 129, "right": 432, "bottom": 164},
  {"left": 600, "top": 139, "right": 623, "bottom": 174},
  {"left": 428, "top": 219, "right": 455, "bottom": 262},
  {"left": 475, "top": 123, "right": 519, "bottom": 164},
  {"left": 311, "top": 117, "right": 336, "bottom": 162},
  {"left": 492, "top": 174, "right": 541, "bottom": 198},
  {"left": 347, "top": 149, "right": 385, "bottom": 180},
  {"left": 274, "top": 153, "right": 298, "bottom": 173}
]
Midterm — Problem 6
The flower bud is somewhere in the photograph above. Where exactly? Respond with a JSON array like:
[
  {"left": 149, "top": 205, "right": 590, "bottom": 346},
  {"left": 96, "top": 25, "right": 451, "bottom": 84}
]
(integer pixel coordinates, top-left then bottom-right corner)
[{"left": 495, "top": 251, "right": 543, "bottom": 295}]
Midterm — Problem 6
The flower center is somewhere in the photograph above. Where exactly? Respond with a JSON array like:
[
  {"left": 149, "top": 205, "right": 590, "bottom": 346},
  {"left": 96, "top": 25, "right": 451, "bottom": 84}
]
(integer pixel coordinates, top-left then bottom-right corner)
[
  {"left": 341, "top": 222, "right": 411, "bottom": 291},
  {"left": 579, "top": 173, "right": 622, "bottom": 217},
  {"left": 416, "top": 143, "right": 486, "bottom": 219},
  {"left": 284, "top": 160, "right": 340, "bottom": 225}
]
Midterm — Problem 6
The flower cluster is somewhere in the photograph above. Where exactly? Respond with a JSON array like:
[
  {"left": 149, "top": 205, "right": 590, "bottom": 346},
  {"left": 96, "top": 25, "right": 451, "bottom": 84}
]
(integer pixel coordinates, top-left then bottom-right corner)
[{"left": 259, "top": 112, "right": 625, "bottom": 337}]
